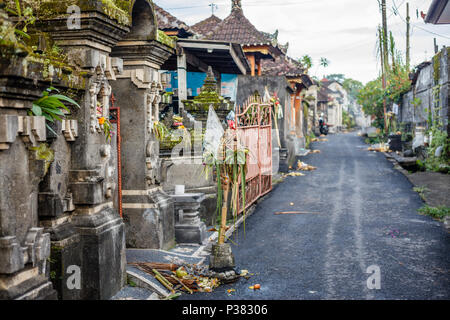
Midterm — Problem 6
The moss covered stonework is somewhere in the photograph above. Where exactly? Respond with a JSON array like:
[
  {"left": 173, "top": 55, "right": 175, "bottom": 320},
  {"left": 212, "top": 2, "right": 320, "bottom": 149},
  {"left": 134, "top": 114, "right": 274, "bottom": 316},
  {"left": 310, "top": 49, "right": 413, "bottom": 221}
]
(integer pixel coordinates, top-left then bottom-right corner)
[
  {"left": 182, "top": 68, "right": 233, "bottom": 127},
  {"left": 6, "top": 0, "right": 132, "bottom": 26},
  {"left": 157, "top": 29, "right": 176, "bottom": 49}
]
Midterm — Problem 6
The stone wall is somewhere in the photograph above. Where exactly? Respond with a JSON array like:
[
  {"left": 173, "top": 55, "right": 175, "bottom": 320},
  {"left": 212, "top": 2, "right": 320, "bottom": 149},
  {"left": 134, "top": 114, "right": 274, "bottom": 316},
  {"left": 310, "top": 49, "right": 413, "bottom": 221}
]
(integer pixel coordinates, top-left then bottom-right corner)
[
  {"left": 399, "top": 47, "right": 449, "bottom": 135},
  {"left": 0, "top": 0, "right": 174, "bottom": 300}
]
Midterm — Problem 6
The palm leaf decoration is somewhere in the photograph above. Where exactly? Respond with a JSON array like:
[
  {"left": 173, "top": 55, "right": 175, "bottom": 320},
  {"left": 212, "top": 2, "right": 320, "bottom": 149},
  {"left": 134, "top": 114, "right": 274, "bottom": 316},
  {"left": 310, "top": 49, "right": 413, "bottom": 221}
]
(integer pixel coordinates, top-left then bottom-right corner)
[{"left": 29, "top": 87, "right": 80, "bottom": 135}]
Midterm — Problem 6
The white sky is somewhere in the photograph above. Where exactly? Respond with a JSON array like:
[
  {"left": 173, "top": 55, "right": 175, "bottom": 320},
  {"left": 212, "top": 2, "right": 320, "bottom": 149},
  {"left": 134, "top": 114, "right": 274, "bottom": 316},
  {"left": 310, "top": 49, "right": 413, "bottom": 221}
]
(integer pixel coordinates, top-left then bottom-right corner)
[{"left": 154, "top": 0, "right": 450, "bottom": 84}]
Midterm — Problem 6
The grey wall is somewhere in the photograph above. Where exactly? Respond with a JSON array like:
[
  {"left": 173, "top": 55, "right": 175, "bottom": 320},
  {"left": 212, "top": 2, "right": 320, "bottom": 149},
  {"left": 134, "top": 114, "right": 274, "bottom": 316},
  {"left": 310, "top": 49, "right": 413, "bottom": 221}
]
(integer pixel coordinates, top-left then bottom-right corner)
[{"left": 399, "top": 47, "right": 449, "bottom": 135}]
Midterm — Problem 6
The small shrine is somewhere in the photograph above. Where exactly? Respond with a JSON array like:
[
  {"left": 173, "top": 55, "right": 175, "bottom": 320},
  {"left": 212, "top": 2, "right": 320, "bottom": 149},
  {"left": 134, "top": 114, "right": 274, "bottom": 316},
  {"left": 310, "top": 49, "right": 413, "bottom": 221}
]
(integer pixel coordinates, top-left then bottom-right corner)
[{"left": 182, "top": 66, "right": 233, "bottom": 127}]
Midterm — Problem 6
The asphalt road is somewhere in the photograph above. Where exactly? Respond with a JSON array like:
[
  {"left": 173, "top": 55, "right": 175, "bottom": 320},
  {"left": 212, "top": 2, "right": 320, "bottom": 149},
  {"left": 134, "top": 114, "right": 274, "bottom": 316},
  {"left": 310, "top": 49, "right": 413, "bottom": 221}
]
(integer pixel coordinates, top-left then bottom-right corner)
[{"left": 182, "top": 132, "right": 450, "bottom": 300}]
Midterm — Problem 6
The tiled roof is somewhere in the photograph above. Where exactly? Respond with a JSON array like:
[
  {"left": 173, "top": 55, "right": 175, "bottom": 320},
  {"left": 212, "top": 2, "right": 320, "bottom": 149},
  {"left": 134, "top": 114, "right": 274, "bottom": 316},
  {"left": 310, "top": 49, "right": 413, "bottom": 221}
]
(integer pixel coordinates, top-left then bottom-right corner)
[
  {"left": 191, "top": 15, "right": 222, "bottom": 37},
  {"left": 206, "top": 6, "right": 274, "bottom": 46},
  {"left": 154, "top": 3, "right": 195, "bottom": 36},
  {"left": 261, "top": 55, "right": 304, "bottom": 77}
]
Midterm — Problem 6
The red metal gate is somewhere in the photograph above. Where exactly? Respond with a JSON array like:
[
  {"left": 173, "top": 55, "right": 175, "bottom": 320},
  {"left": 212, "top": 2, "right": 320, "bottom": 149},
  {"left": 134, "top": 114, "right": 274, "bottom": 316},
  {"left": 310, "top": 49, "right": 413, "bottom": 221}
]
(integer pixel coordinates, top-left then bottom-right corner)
[
  {"left": 110, "top": 94, "right": 122, "bottom": 218},
  {"left": 235, "top": 94, "right": 272, "bottom": 213}
]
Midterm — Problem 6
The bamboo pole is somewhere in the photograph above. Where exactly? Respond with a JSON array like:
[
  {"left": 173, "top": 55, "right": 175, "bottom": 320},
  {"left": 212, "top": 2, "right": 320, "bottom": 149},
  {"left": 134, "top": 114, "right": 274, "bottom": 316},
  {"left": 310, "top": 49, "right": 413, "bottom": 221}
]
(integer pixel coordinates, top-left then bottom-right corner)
[{"left": 218, "top": 179, "right": 230, "bottom": 245}]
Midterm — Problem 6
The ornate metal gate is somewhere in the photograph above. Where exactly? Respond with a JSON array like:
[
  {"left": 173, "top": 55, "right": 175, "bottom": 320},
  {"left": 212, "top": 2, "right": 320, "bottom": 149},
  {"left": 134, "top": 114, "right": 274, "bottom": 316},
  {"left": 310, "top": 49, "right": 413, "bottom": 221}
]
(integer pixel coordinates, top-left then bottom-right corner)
[{"left": 235, "top": 94, "right": 273, "bottom": 213}]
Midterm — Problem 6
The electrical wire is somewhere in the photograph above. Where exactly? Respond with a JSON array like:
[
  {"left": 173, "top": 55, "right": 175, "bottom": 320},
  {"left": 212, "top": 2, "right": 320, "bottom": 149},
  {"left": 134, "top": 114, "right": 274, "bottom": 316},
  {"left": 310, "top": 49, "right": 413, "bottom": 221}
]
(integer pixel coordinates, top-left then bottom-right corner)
[{"left": 391, "top": 0, "right": 450, "bottom": 40}]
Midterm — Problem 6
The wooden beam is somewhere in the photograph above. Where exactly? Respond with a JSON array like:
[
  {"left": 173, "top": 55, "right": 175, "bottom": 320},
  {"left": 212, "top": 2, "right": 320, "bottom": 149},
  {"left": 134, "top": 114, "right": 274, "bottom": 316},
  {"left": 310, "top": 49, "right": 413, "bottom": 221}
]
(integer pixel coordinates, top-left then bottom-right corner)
[
  {"left": 229, "top": 44, "right": 247, "bottom": 75},
  {"left": 184, "top": 51, "right": 209, "bottom": 73},
  {"left": 246, "top": 53, "right": 255, "bottom": 77},
  {"left": 257, "top": 58, "right": 262, "bottom": 76}
]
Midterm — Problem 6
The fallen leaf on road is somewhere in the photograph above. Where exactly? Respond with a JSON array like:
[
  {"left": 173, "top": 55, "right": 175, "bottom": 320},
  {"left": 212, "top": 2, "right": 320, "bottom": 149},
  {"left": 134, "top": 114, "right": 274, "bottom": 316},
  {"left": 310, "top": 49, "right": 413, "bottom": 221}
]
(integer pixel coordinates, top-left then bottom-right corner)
[
  {"left": 310, "top": 150, "right": 321, "bottom": 154},
  {"left": 297, "top": 161, "right": 317, "bottom": 171},
  {"left": 320, "top": 138, "right": 328, "bottom": 142},
  {"left": 285, "top": 172, "right": 305, "bottom": 177},
  {"left": 208, "top": 227, "right": 217, "bottom": 232},
  {"left": 275, "top": 211, "right": 319, "bottom": 215},
  {"left": 290, "top": 202, "right": 294, "bottom": 206}
]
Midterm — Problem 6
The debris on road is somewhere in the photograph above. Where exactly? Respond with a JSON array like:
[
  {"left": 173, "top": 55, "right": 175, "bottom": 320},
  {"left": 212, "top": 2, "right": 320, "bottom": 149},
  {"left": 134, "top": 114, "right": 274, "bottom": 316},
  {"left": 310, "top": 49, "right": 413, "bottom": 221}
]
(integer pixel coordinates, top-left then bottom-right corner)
[
  {"left": 297, "top": 161, "right": 317, "bottom": 171},
  {"left": 285, "top": 172, "right": 305, "bottom": 177},
  {"left": 275, "top": 211, "right": 319, "bottom": 215},
  {"left": 129, "top": 262, "right": 224, "bottom": 294},
  {"left": 310, "top": 150, "right": 321, "bottom": 154},
  {"left": 367, "top": 143, "right": 392, "bottom": 152}
]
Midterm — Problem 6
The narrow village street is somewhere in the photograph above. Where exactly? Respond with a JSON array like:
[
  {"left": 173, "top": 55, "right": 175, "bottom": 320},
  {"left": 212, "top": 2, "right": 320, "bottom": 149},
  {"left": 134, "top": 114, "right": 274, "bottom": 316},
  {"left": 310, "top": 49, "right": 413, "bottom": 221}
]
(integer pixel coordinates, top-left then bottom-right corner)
[
  {"left": 181, "top": 133, "right": 450, "bottom": 300},
  {"left": 1, "top": 0, "right": 450, "bottom": 304}
]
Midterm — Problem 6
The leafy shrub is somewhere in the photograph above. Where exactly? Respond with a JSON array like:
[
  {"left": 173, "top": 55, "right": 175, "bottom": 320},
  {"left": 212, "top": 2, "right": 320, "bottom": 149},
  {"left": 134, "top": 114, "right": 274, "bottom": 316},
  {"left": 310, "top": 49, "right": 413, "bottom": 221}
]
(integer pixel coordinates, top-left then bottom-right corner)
[{"left": 418, "top": 206, "right": 450, "bottom": 221}]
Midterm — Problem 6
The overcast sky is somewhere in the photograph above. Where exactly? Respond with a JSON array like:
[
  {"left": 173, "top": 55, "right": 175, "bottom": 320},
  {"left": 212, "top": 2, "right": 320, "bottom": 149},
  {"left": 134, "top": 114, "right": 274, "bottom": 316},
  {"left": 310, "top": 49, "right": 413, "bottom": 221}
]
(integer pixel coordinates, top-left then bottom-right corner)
[{"left": 154, "top": 0, "right": 450, "bottom": 84}]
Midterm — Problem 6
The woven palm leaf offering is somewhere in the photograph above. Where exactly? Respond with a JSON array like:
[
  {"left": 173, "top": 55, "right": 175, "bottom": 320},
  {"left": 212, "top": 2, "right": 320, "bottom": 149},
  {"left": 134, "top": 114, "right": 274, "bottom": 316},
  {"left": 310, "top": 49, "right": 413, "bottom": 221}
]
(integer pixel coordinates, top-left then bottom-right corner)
[{"left": 202, "top": 106, "right": 248, "bottom": 280}]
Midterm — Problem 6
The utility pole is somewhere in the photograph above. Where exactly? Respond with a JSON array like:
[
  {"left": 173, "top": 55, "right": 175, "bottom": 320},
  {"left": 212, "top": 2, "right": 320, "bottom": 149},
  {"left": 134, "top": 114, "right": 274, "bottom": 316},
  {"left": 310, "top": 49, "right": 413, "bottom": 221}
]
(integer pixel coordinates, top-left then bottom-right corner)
[
  {"left": 406, "top": 2, "right": 410, "bottom": 71},
  {"left": 381, "top": 0, "right": 388, "bottom": 133},
  {"left": 434, "top": 38, "right": 438, "bottom": 54},
  {"left": 381, "top": 0, "right": 389, "bottom": 73}
]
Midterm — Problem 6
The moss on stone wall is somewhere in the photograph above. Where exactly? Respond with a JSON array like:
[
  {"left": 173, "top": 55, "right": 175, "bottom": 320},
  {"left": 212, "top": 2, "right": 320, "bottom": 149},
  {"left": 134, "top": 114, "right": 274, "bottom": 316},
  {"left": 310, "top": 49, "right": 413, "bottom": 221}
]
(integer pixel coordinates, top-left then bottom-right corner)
[
  {"left": 157, "top": 29, "right": 176, "bottom": 49},
  {"left": 7, "top": 0, "right": 131, "bottom": 26},
  {"left": 432, "top": 51, "right": 441, "bottom": 86}
]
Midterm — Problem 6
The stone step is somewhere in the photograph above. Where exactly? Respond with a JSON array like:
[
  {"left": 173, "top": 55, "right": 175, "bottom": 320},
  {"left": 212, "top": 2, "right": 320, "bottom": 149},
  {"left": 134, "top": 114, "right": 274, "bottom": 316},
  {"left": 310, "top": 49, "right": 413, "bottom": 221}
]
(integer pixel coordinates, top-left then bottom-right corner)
[{"left": 126, "top": 266, "right": 171, "bottom": 299}]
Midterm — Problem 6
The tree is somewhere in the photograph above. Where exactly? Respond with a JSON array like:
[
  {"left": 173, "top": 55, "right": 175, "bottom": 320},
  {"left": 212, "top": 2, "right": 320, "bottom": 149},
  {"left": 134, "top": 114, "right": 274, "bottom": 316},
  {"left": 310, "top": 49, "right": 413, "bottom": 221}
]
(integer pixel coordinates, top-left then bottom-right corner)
[
  {"left": 342, "top": 78, "right": 363, "bottom": 99},
  {"left": 320, "top": 57, "right": 329, "bottom": 68},
  {"left": 299, "top": 55, "right": 313, "bottom": 70},
  {"left": 325, "top": 73, "right": 346, "bottom": 83}
]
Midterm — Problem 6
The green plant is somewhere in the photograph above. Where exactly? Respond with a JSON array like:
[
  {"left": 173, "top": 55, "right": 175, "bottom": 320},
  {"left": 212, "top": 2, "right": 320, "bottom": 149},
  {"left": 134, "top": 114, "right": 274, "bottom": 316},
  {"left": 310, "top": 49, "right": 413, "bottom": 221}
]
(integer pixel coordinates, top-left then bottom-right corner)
[
  {"left": 1, "top": 0, "right": 35, "bottom": 46},
  {"left": 99, "top": 117, "right": 112, "bottom": 142},
  {"left": 418, "top": 206, "right": 450, "bottom": 221},
  {"left": 127, "top": 279, "right": 137, "bottom": 287},
  {"left": 152, "top": 121, "right": 169, "bottom": 142},
  {"left": 203, "top": 130, "right": 248, "bottom": 244},
  {"left": 29, "top": 87, "right": 80, "bottom": 135},
  {"left": 413, "top": 186, "right": 429, "bottom": 201}
]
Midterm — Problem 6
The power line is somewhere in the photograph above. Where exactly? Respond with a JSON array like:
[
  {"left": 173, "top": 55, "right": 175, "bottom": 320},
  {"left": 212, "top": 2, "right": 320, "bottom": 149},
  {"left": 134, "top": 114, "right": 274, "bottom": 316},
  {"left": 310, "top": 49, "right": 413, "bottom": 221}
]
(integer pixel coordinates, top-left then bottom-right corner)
[{"left": 391, "top": 0, "right": 450, "bottom": 40}]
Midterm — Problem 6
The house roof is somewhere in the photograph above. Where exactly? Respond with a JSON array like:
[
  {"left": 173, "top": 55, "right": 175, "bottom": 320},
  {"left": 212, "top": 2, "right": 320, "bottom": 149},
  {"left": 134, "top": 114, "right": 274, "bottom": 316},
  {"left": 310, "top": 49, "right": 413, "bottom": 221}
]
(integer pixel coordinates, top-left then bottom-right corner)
[
  {"left": 191, "top": 15, "right": 223, "bottom": 37},
  {"left": 160, "top": 39, "right": 251, "bottom": 75},
  {"left": 425, "top": 0, "right": 450, "bottom": 24},
  {"left": 154, "top": 3, "right": 196, "bottom": 37},
  {"left": 261, "top": 55, "right": 304, "bottom": 77},
  {"left": 206, "top": 6, "right": 272, "bottom": 45},
  {"left": 202, "top": 2, "right": 286, "bottom": 56}
]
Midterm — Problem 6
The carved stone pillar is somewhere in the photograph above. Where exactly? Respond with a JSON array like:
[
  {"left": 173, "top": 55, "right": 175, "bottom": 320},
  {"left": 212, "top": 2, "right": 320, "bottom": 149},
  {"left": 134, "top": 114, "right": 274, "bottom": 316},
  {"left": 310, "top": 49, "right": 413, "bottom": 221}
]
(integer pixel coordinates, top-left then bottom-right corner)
[
  {"left": 32, "top": 2, "right": 131, "bottom": 299},
  {"left": 110, "top": 0, "right": 176, "bottom": 249}
]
